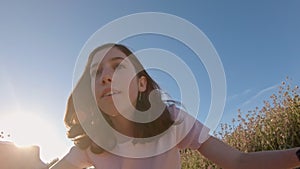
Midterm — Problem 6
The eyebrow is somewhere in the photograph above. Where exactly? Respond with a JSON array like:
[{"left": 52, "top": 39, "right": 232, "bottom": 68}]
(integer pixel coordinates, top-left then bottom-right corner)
[{"left": 90, "top": 57, "right": 127, "bottom": 71}]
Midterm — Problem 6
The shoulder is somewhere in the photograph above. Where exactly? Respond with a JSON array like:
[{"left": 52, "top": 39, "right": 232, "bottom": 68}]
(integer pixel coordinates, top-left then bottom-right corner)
[
  {"left": 166, "top": 104, "right": 211, "bottom": 149},
  {"left": 166, "top": 103, "right": 184, "bottom": 121},
  {"left": 166, "top": 103, "right": 195, "bottom": 124}
]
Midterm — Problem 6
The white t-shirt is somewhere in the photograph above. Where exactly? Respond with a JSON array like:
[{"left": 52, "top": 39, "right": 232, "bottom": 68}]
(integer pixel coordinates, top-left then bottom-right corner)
[{"left": 64, "top": 105, "right": 210, "bottom": 169}]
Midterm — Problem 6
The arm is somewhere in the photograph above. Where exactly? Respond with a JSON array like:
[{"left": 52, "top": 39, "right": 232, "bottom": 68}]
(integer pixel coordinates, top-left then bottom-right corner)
[
  {"left": 198, "top": 136, "right": 300, "bottom": 169},
  {"left": 49, "top": 158, "right": 81, "bottom": 169}
]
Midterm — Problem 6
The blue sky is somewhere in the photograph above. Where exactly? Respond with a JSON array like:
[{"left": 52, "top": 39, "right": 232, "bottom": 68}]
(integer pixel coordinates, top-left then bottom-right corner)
[{"left": 0, "top": 0, "right": 299, "bottom": 162}]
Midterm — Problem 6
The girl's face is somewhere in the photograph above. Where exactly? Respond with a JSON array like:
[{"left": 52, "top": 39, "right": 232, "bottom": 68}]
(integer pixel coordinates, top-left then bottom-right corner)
[{"left": 90, "top": 47, "right": 146, "bottom": 117}]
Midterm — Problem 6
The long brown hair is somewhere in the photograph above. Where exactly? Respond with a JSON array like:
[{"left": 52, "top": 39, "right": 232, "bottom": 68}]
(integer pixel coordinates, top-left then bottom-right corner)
[{"left": 64, "top": 43, "right": 174, "bottom": 154}]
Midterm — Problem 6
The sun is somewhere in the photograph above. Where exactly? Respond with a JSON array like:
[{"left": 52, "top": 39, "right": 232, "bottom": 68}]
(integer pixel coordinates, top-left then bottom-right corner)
[{"left": 0, "top": 111, "right": 67, "bottom": 162}]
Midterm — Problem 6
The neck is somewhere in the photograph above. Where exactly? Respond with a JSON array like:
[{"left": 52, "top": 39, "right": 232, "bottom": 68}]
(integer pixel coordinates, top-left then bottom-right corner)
[{"left": 109, "top": 115, "right": 134, "bottom": 137}]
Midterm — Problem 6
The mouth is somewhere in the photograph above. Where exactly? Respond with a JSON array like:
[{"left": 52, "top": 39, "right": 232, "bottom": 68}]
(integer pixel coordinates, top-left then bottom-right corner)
[{"left": 101, "top": 88, "right": 121, "bottom": 98}]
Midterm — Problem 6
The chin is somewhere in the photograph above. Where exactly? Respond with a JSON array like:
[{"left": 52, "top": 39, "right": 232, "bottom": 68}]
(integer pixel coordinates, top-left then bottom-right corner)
[{"left": 98, "top": 106, "right": 120, "bottom": 117}]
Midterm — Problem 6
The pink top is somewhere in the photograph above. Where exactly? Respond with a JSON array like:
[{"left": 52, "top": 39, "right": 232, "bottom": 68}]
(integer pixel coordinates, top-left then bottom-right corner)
[{"left": 64, "top": 105, "right": 210, "bottom": 169}]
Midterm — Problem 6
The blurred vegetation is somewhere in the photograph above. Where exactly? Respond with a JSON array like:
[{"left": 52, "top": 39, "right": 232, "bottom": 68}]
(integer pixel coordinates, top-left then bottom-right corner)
[{"left": 181, "top": 78, "right": 300, "bottom": 169}]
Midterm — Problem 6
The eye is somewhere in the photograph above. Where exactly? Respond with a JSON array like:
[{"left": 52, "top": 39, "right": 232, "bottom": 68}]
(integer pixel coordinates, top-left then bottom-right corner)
[
  {"left": 90, "top": 67, "right": 102, "bottom": 78},
  {"left": 96, "top": 68, "right": 103, "bottom": 76},
  {"left": 114, "top": 62, "right": 126, "bottom": 70}
]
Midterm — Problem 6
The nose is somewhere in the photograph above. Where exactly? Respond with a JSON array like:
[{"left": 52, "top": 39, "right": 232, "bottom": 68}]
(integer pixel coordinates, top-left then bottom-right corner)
[
  {"left": 100, "top": 68, "right": 112, "bottom": 84},
  {"left": 102, "top": 74, "right": 112, "bottom": 84}
]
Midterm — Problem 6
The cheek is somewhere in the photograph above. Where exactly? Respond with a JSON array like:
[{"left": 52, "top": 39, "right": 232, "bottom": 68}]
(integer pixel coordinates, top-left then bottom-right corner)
[
  {"left": 94, "top": 79, "right": 102, "bottom": 101},
  {"left": 128, "top": 78, "right": 139, "bottom": 106},
  {"left": 113, "top": 71, "right": 139, "bottom": 102}
]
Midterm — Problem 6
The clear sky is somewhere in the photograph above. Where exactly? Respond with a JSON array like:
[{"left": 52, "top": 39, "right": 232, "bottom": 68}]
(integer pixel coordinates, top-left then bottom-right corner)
[{"left": 0, "top": 0, "right": 299, "bottom": 162}]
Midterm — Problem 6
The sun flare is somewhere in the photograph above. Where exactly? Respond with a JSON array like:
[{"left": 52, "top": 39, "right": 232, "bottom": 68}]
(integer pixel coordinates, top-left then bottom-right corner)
[{"left": 0, "top": 111, "right": 66, "bottom": 162}]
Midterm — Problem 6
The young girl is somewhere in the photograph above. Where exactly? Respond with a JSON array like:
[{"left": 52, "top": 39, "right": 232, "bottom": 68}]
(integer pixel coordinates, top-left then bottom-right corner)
[{"left": 51, "top": 43, "right": 300, "bottom": 169}]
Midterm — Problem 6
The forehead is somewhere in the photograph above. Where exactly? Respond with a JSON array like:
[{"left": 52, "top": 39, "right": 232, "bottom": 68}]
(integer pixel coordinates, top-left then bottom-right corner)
[{"left": 91, "top": 47, "right": 127, "bottom": 68}]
